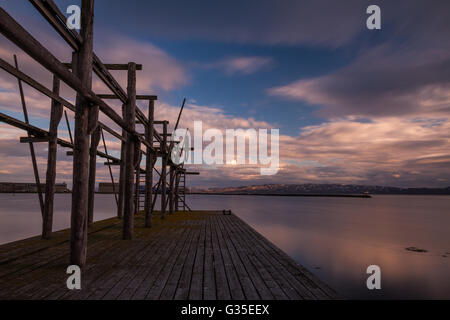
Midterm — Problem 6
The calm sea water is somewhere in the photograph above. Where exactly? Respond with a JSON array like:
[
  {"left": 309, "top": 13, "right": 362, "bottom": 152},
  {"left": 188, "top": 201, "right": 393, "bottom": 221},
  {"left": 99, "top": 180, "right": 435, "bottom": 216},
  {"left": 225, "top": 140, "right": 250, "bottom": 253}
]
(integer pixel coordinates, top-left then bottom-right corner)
[{"left": 0, "top": 193, "right": 449, "bottom": 299}]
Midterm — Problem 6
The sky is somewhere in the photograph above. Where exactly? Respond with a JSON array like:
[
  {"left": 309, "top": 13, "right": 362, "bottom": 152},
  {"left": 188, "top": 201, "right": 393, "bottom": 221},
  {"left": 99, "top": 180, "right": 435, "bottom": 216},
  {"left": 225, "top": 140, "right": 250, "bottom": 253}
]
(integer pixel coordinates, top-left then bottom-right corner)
[{"left": 0, "top": 0, "right": 449, "bottom": 188}]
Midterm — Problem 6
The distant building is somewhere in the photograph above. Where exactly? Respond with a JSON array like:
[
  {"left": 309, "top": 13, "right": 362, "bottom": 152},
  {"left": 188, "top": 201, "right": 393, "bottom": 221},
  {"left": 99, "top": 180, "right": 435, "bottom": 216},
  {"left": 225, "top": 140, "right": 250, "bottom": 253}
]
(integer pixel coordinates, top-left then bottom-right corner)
[
  {"left": 0, "top": 182, "right": 69, "bottom": 193},
  {"left": 98, "top": 182, "right": 119, "bottom": 194}
]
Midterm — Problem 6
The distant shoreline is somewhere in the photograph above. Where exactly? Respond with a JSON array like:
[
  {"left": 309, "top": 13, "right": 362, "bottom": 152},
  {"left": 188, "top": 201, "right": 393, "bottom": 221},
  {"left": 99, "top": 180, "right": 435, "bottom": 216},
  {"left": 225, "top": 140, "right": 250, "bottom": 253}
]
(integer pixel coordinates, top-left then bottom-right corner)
[
  {"left": 189, "top": 192, "right": 372, "bottom": 198},
  {"left": 3, "top": 192, "right": 450, "bottom": 197},
  {"left": 0, "top": 191, "right": 70, "bottom": 194}
]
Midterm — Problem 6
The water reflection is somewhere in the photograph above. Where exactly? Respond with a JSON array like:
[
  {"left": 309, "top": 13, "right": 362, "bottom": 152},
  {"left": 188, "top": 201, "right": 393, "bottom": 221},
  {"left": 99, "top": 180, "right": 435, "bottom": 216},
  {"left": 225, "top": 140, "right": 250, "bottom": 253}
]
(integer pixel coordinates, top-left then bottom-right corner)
[{"left": 187, "top": 194, "right": 450, "bottom": 299}]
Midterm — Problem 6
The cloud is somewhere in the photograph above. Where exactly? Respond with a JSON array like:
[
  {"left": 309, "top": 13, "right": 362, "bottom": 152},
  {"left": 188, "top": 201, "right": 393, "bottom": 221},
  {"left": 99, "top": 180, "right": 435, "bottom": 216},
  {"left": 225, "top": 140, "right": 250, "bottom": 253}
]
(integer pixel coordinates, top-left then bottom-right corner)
[
  {"left": 266, "top": 0, "right": 450, "bottom": 119},
  {"left": 0, "top": 32, "right": 187, "bottom": 122},
  {"left": 100, "top": 0, "right": 450, "bottom": 49},
  {"left": 94, "top": 35, "right": 188, "bottom": 92},
  {"left": 2, "top": 107, "right": 449, "bottom": 188},
  {"left": 268, "top": 42, "right": 450, "bottom": 118},
  {"left": 101, "top": 0, "right": 369, "bottom": 47},
  {"left": 203, "top": 56, "right": 274, "bottom": 76},
  {"left": 181, "top": 114, "right": 450, "bottom": 188},
  {"left": 273, "top": 116, "right": 450, "bottom": 187}
]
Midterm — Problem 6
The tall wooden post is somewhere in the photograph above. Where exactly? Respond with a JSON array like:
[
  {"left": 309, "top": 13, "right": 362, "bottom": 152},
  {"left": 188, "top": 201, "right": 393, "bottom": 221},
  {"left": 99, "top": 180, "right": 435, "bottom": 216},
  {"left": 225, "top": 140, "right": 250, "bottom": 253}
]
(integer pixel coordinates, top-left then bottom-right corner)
[
  {"left": 161, "top": 121, "right": 167, "bottom": 219},
  {"left": 117, "top": 103, "right": 126, "bottom": 219},
  {"left": 70, "top": 0, "right": 94, "bottom": 267},
  {"left": 144, "top": 100, "right": 154, "bottom": 227},
  {"left": 42, "top": 75, "right": 62, "bottom": 239},
  {"left": 87, "top": 126, "right": 101, "bottom": 224},
  {"left": 123, "top": 62, "right": 136, "bottom": 240},
  {"left": 169, "top": 165, "right": 174, "bottom": 214}
]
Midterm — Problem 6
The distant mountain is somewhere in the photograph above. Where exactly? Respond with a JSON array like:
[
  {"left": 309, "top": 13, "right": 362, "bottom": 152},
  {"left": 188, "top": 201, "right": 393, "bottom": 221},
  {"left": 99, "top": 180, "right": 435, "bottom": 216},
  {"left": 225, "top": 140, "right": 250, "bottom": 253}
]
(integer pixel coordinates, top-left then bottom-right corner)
[{"left": 191, "top": 184, "right": 450, "bottom": 195}]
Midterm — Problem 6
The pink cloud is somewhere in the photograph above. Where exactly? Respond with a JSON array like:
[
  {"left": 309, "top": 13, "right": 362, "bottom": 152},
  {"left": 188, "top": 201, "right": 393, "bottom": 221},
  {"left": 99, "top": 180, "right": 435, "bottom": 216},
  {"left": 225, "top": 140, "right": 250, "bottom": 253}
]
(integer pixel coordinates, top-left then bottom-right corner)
[{"left": 210, "top": 56, "right": 274, "bottom": 75}]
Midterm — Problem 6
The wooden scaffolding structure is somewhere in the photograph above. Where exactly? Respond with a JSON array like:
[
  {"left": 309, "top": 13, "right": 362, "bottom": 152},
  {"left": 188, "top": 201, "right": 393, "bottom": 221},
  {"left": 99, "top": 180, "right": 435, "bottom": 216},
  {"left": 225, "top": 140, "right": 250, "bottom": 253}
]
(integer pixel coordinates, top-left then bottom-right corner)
[{"left": 0, "top": 0, "right": 198, "bottom": 267}]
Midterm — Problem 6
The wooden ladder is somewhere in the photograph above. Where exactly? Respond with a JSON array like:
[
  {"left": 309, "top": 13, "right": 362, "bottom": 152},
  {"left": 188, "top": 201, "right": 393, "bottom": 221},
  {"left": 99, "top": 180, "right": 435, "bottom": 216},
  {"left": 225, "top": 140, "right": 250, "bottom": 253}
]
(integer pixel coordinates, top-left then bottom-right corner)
[
  {"left": 177, "top": 172, "right": 186, "bottom": 212},
  {"left": 135, "top": 170, "right": 146, "bottom": 213}
]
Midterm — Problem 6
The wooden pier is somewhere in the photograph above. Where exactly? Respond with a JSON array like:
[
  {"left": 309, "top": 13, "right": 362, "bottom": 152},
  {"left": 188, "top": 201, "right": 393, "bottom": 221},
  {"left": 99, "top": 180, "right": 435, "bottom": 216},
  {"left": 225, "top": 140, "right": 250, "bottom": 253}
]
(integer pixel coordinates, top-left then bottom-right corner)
[
  {"left": 0, "top": 211, "right": 337, "bottom": 300},
  {"left": 0, "top": 1, "right": 338, "bottom": 301}
]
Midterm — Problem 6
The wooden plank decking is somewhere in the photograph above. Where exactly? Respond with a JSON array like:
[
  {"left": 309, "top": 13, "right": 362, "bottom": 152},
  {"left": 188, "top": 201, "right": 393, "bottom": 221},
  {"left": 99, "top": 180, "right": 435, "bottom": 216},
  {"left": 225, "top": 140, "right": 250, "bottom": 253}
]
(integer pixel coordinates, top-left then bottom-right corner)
[{"left": 0, "top": 211, "right": 338, "bottom": 300}]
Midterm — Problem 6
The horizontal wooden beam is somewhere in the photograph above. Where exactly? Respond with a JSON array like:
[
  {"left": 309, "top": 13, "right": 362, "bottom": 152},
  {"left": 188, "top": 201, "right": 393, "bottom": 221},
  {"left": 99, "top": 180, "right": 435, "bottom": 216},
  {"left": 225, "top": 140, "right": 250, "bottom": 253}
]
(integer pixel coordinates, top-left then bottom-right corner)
[
  {"left": 63, "top": 63, "right": 143, "bottom": 71},
  {"left": 0, "top": 112, "right": 48, "bottom": 136},
  {"left": 29, "top": 0, "right": 162, "bottom": 144},
  {"left": 103, "top": 63, "right": 143, "bottom": 70},
  {"left": 0, "top": 57, "right": 126, "bottom": 144},
  {"left": 0, "top": 8, "right": 156, "bottom": 154},
  {"left": 0, "top": 57, "right": 75, "bottom": 112},
  {"left": 104, "top": 161, "right": 120, "bottom": 166},
  {"left": 0, "top": 112, "right": 119, "bottom": 163},
  {"left": 98, "top": 94, "right": 157, "bottom": 101},
  {"left": 154, "top": 120, "right": 169, "bottom": 125},
  {"left": 29, "top": 0, "right": 80, "bottom": 51},
  {"left": 20, "top": 136, "right": 49, "bottom": 143}
]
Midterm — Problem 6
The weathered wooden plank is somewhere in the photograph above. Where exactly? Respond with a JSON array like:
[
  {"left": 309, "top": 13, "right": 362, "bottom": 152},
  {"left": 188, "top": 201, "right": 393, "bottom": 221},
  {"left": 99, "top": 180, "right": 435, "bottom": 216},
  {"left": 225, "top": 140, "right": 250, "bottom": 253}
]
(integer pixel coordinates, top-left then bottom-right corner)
[
  {"left": 0, "top": 211, "right": 337, "bottom": 300},
  {"left": 212, "top": 215, "right": 244, "bottom": 300},
  {"left": 115, "top": 227, "right": 185, "bottom": 300},
  {"left": 19, "top": 136, "right": 49, "bottom": 143},
  {"left": 155, "top": 223, "right": 197, "bottom": 299},
  {"left": 225, "top": 215, "right": 308, "bottom": 299},
  {"left": 60, "top": 218, "right": 167, "bottom": 300},
  {"left": 98, "top": 95, "right": 157, "bottom": 100},
  {"left": 22, "top": 231, "right": 121, "bottom": 299},
  {"left": 0, "top": 220, "right": 122, "bottom": 299},
  {"left": 202, "top": 216, "right": 216, "bottom": 299},
  {"left": 45, "top": 230, "right": 130, "bottom": 300},
  {"left": 223, "top": 216, "right": 291, "bottom": 300},
  {"left": 216, "top": 214, "right": 260, "bottom": 299},
  {"left": 173, "top": 221, "right": 202, "bottom": 300},
  {"left": 187, "top": 219, "right": 206, "bottom": 300},
  {"left": 131, "top": 223, "right": 192, "bottom": 300},
  {"left": 64, "top": 63, "right": 143, "bottom": 70},
  {"left": 217, "top": 215, "right": 274, "bottom": 300},
  {"left": 229, "top": 214, "right": 335, "bottom": 299},
  {"left": 85, "top": 230, "right": 165, "bottom": 300}
]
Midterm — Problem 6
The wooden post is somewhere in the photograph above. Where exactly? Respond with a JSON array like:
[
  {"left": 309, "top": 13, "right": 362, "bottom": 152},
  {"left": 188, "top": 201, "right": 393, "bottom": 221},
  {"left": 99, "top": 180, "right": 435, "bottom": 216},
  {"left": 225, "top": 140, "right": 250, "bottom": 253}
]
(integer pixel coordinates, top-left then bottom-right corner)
[
  {"left": 169, "top": 165, "right": 174, "bottom": 214},
  {"left": 13, "top": 55, "right": 44, "bottom": 219},
  {"left": 117, "top": 103, "right": 126, "bottom": 219},
  {"left": 42, "top": 75, "right": 62, "bottom": 239},
  {"left": 87, "top": 125, "right": 100, "bottom": 225},
  {"left": 70, "top": 0, "right": 94, "bottom": 267},
  {"left": 161, "top": 122, "right": 167, "bottom": 219},
  {"left": 144, "top": 100, "right": 154, "bottom": 227},
  {"left": 123, "top": 62, "right": 136, "bottom": 240}
]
